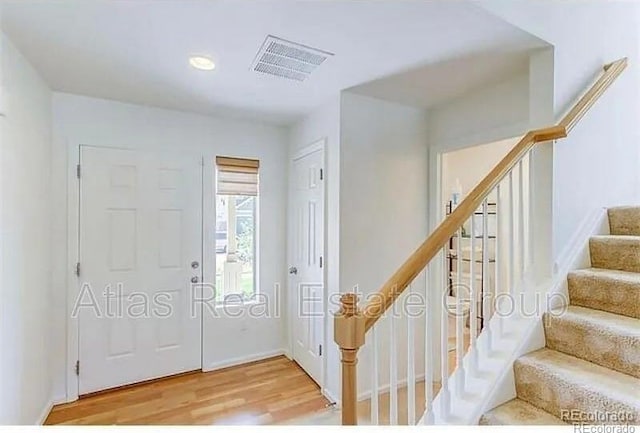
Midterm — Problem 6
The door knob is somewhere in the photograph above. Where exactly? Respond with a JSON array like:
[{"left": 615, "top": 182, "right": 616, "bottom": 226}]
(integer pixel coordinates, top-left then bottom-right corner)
[
  {"left": 191, "top": 261, "right": 199, "bottom": 269},
  {"left": 289, "top": 267, "right": 298, "bottom": 275},
  {"left": 191, "top": 276, "right": 199, "bottom": 284}
]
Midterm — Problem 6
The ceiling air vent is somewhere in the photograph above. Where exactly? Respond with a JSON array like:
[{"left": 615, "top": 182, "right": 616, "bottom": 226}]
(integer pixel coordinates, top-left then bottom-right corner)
[{"left": 251, "top": 35, "right": 334, "bottom": 82}]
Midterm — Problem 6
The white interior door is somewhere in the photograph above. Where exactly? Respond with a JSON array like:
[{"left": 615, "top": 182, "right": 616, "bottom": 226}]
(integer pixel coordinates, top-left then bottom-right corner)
[
  {"left": 78, "top": 146, "right": 202, "bottom": 394},
  {"left": 289, "top": 144, "right": 325, "bottom": 385}
]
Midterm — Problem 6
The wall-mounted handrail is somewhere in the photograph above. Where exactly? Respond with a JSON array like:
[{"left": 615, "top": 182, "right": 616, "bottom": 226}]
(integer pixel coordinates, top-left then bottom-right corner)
[
  {"left": 560, "top": 58, "right": 628, "bottom": 133},
  {"left": 334, "top": 57, "right": 628, "bottom": 425}
]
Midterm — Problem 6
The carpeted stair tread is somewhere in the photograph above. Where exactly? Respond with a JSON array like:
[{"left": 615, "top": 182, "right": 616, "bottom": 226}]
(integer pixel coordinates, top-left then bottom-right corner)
[
  {"left": 609, "top": 206, "right": 640, "bottom": 236},
  {"left": 544, "top": 306, "right": 640, "bottom": 378},
  {"left": 514, "top": 348, "right": 640, "bottom": 423},
  {"left": 479, "top": 398, "right": 566, "bottom": 425},
  {"left": 590, "top": 235, "right": 640, "bottom": 273},
  {"left": 568, "top": 268, "right": 640, "bottom": 318}
]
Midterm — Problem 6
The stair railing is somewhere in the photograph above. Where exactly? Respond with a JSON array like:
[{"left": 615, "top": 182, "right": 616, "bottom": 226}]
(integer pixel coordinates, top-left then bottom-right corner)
[{"left": 334, "top": 58, "right": 627, "bottom": 425}]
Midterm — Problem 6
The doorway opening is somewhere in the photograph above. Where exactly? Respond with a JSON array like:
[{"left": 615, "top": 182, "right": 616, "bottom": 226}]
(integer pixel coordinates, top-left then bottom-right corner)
[{"left": 438, "top": 136, "right": 526, "bottom": 354}]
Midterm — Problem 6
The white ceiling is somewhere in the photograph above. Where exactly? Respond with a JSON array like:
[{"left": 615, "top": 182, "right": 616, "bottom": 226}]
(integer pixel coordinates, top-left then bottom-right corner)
[
  {"left": 348, "top": 50, "right": 531, "bottom": 109},
  {"left": 1, "top": 0, "right": 546, "bottom": 125}
]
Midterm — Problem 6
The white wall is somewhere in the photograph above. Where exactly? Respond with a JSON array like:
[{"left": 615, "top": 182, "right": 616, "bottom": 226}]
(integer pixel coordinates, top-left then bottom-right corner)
[
  {"left": 287, "top": 98, "right": 341, "bottom": 401},
  {"left": 51, "top": 93, "right": 289, "bottom": 401},
  {"left": 339, "top": 92, "right": 429, "bottom": 396},
  {"left": 479, "top": 0, "right": 640, "bottom": 267},
  {"left": 0, "top": 33, "right": 53, "bottom": 424},
  {"left": 426, "top": 62, "right": 555, "bottom": 281},
  {"left": 441, "top": 138, "right": 517, "bottom": 204},
  {"left": 428, "top": 72, "right": 530, "bottom": 152}
]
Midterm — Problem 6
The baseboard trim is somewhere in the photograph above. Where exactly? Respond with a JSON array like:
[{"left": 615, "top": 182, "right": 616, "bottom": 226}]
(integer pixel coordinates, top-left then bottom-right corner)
[
  {"left": 357, "top": 374, "right": 427, "bottom": 402},
  {"left": 37, "top": 400, "right": 54, "bottom": 425},
  {"left": 321, "top": 374, "right": 427, "bottom": 410},
  {"left": 553, "top": 207, "right": 608, "bottom": 275},
  {"left": 202, "top": 349, "right": 286, "bottom": 372},
  {"left": 322, "top": 388, "right": 339, "bottom": 406}
]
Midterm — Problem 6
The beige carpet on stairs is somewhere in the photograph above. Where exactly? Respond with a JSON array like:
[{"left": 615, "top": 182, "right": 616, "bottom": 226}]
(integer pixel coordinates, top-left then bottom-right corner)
[{"left": 480, "top": 206, "right": 640, "bottom": 426}]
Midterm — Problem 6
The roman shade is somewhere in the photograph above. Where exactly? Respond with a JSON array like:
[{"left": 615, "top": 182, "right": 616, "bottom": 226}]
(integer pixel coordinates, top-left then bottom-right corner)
[{"left": 215, "top": 156, "right": 260, "bottom": 196}]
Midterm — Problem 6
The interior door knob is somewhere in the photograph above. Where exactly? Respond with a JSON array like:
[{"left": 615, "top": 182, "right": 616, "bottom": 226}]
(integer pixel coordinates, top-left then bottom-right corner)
[{"left": 289, "top": 266, "right": 298, "bottom": 275}]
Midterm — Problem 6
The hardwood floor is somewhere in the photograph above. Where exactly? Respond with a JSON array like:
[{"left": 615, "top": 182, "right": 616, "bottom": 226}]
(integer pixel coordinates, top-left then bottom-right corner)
[
  {"left": 46, "top": 331, "right": 472, "bottom": 425},
  {"left": 45, "top": 356, "right": 330, "bottom": 425}
]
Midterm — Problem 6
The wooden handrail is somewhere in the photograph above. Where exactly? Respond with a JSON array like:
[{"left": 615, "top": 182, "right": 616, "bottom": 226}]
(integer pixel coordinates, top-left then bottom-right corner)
[
  {"left": 361, "top": 57, "right": 627, "bottom": 332},
  {"left": 560, "top": 58, "right": 627, "bottom": 133},
  {"left": 333, "top": 58, "right": 627, "bottom": 426},
  {"left": 361, "top": 125, "right": 566, "bottom": 331}
]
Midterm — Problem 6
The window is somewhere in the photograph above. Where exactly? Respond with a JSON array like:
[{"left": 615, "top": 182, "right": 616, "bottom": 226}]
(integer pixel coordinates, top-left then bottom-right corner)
[{"left": 215, "top": 156, "right": 259, "bottom": 302}]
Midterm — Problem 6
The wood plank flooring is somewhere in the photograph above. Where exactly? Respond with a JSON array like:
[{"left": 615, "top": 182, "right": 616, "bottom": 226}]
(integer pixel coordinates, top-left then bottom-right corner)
[
  {"left": 46, "top": 330, "right": 472, "bottom": 425},
  {"left": 45, "top": 356, "right": 330, "bottom": 425}
]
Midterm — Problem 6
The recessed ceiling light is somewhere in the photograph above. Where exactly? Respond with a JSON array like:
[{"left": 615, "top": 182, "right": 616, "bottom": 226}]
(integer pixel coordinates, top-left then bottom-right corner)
[{"left": 189, "top": 56, "right": 216, "bottom": 71}]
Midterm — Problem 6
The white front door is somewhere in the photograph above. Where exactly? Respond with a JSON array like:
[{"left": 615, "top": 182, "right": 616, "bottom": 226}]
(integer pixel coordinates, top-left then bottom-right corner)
[
  {"left": 289, "top": 143, "right": 325, "bottom": 385},
  {"left": 78, "top": 146, "right": 202, "bottom": 394}
]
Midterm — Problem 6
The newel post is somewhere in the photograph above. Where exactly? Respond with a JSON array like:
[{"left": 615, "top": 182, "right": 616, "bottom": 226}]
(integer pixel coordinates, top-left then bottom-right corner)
[{"left": 334, "top": 293, "right": 365, "bottom": 425}]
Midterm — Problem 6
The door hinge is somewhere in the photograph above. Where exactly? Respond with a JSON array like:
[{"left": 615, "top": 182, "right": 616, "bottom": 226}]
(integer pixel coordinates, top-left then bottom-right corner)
[
  {"left": 75, "top": 360, "right": 80, "bottom": 376},
  {"left": 319, "top": 256, "right": 323, "bottom": 268},
  {"left": 319, "top": 168, "right": 324, "bottom": 180},
  {"left": 76, "top": 164, "right": 81, "bottom": 179},
  {"left": 75, "top": 262, "right": 81, "bottom": 277},
  {"left": 319, "top": 344, "right": 322, "bottom": 356}
]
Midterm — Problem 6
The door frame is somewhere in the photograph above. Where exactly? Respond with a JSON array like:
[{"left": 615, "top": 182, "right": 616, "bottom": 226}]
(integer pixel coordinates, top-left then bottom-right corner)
[
  {"left": 65, "top": 144, "right": 205, "bottom": 402},
  {"left": 65, "top": 143, "right": 81, "bottom": 402},
  {"left": 287, "top": 138, "right": 327, "bottom": 393}
]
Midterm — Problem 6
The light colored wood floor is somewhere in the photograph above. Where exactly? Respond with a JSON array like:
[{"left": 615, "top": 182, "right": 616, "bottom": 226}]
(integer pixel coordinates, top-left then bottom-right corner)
[
  {"left": 46, "top": 331, "right": 473, "bottom": 425},
  {"left": 45, "top": 356, "right": 330, "bottom": 425}
]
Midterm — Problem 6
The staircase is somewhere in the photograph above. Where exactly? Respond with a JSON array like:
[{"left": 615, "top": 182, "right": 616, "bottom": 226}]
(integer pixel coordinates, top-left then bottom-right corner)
[
  {"left": 332, "top": 59, "right": 630, "bottom": 426},
  {"left": 479, "top": 206, "right": 640, "bottom": 425}
]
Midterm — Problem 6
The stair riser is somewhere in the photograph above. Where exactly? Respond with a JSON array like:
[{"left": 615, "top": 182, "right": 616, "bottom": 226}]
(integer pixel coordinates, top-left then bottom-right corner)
[
  {"left": 514, "top": 360, "right": 640, "bottom": 424},
  {"left": 608, "top": 207, "right": 640, "bottom": 236},
  {"left": 544, "top": 313, "right": 640, "bottom": 378},
  {"left": 478, "top": 415, "right": 497, "bottom": 425},
  {"left": 479, "top": 399, "right": 566, "bottom": 425},
  {"left": 568, "top": 272, "right": 640, "bottom": 319},
  {"left": 590, "top": 238, "right": 640, "bottom": 273}
]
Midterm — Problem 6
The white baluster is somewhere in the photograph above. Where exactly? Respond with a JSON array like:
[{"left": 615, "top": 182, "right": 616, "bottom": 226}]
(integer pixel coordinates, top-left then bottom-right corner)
[
  {"left": 508, "top": 171, "right": 515, "bottom": 298},
  {"left": 424, "top": 265, "right": 434, "bottom": 424},
  {"left": 469, "top": 214, "right": 478, "bottom": 374},
  {"left": 527, "top": 152, "right": 535, "bottom": 278},
  {"left": 371, "top": 326, "right": 379, "bottom": 425},
  {"left": 407, "top": 283, "right": 415, "bottom": 425},
  {"left": 482, "top": 199, "right": 492, "bottom": 353},
  {"left": 390, "top": 311, "right": 398, "bottom": 425},
  {"left": 440, "top": 248, "right": 450, "bottom": 419},
  {"left": 518, "top": 160, "right": 525, "bottom": 283},
  {"left": 455, "top": 228, "right": 465, "bottom": 397},
  {"left": 495, "top": 184, "right": 503, "bottom": 336}
]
